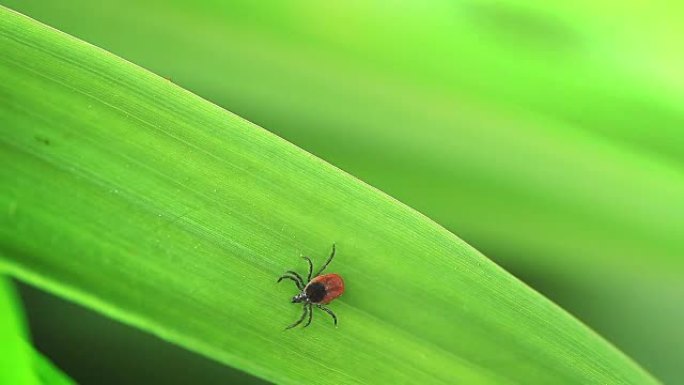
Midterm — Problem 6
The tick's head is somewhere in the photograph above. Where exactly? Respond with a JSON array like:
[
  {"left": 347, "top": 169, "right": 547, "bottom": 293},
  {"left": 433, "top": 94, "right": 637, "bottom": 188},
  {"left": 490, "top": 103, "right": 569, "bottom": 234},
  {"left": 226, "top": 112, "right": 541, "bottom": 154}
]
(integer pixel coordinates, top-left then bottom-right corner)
[{"left": 291, "top": 292, "right": 307, "bottom": 303}]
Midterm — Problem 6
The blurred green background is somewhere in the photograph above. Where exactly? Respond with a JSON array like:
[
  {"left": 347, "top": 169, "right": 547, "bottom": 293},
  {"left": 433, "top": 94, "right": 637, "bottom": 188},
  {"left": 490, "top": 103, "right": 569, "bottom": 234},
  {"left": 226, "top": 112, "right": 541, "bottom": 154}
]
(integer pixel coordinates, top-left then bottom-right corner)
[{"left": 3, "top": 1, "right": 683, "bottom": 384}]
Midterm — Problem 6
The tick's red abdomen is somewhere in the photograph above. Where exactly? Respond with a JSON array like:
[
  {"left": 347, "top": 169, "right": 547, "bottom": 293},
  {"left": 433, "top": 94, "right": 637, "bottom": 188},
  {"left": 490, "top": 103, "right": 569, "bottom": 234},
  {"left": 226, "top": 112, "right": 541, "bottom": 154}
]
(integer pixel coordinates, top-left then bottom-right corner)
[{"left": 309, "top": 273, "right": 345, "bottom": 304}]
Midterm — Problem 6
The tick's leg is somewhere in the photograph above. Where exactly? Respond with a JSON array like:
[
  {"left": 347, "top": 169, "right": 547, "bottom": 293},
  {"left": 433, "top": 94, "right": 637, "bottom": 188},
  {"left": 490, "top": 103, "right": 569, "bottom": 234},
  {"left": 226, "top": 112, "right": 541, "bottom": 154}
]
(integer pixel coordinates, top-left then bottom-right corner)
[
  {"left": 283, "top": 271, "right": 305, "bottom": 287},
  {"left": 302, "top": 256, "right": 313, "bottom": 281},
  {"left": 303, "top": 304, "right": 313, "bottom": 328},
  {"left": 277, "top": 274, "right": 304, "bottom": 290},
  {"left": 316, "top": 304, "right": 337, "bottom": 326},
  {"left": 314, "top": 243, "right": 336, "bottom": 277},
  {"left": 285, "top": 304, "right": 309, "bottom": 330}
]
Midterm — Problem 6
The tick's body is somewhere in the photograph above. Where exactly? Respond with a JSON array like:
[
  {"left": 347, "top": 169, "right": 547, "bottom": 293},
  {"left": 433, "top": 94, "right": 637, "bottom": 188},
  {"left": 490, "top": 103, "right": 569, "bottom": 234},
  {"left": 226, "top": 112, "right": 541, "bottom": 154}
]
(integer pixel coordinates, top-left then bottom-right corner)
[
  {"left": 293, "top": 274, "right": 345, "bottom": 305},
  {"left": 278, "top": 244, "right": 344, "bottom": 329}
]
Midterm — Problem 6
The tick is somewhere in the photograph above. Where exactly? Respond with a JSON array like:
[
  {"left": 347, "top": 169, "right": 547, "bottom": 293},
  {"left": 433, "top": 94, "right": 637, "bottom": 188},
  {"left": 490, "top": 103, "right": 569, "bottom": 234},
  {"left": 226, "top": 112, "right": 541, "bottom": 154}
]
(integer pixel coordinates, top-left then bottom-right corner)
[{"left": 277, "top": 244, "right": 344, "bottom": 329}]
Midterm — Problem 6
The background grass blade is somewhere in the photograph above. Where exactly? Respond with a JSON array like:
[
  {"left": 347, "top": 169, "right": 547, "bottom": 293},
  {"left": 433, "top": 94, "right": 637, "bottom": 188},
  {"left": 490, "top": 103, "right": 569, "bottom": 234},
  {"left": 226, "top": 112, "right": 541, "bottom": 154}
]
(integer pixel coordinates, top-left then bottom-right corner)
[
  {"left": 0, "top": 277, "right": 38, "bottom": 385},
  {"left": 32, "top": 347, "right": 76, "bottom": 385},
  {"left": 0, "top": 276, "right": 75, "bottom": 385},
  {"left": 0, "top": 7, "right": 659, "bottom": 385},
  {"left": 2, "top": 1, "right": 680, "bottom": 381}
]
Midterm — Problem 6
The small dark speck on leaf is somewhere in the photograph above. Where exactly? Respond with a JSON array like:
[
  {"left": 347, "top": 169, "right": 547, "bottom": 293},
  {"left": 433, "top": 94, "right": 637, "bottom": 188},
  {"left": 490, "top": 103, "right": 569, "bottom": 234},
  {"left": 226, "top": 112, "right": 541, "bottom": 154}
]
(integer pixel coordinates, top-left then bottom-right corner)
[{"left": 34, "top": 136, "right": 51, "bottom": 146}]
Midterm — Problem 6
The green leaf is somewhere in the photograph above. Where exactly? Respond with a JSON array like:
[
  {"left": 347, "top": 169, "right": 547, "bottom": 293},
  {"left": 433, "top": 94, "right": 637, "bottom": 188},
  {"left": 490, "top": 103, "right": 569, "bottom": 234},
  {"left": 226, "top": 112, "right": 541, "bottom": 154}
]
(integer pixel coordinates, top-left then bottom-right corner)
[{"left": 0, "top": 6, "right": 659, "bottom": 385}]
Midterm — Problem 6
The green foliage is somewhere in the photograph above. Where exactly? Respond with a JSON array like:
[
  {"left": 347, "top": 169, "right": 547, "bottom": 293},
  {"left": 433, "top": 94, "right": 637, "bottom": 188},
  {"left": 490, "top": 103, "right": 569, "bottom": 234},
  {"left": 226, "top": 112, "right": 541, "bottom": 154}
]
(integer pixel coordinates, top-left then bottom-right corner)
[
  {"left": 0, "top": 7, "right": 660, "bottom": 385},
  {"left": 5, "top": 1, "right": 680, "bottom": 381}
]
